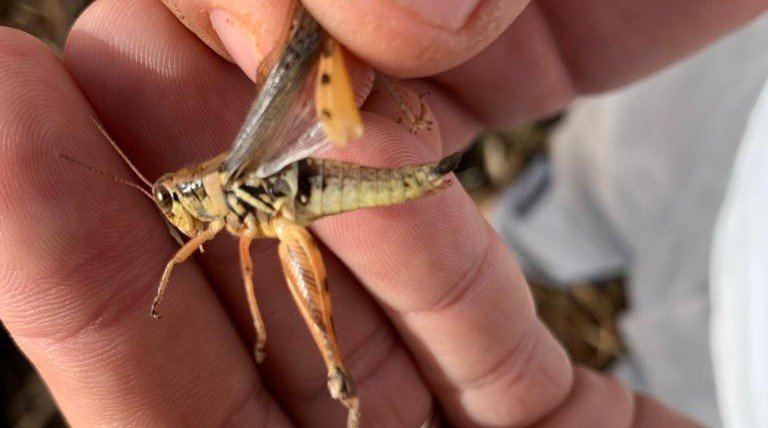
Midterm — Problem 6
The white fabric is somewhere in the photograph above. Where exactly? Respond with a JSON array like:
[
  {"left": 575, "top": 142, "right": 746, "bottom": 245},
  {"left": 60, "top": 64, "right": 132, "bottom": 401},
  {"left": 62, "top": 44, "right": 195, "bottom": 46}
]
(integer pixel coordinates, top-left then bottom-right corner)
[
  {"left": 711, "top": 76, "right": 768, "bottom": 428},
  {"left": 492, "top": 13, "right": 768, "bottom": 426}
]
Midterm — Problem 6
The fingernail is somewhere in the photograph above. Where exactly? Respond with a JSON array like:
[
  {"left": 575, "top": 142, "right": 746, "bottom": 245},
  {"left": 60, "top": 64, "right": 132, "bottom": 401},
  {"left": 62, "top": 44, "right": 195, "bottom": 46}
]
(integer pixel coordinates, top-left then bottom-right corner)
[
  {"left": 395, "top": 0, "right": 481, "bottom": 30},
  {"left": 209, "top": 9, "right": 266, "bottom": 81}
]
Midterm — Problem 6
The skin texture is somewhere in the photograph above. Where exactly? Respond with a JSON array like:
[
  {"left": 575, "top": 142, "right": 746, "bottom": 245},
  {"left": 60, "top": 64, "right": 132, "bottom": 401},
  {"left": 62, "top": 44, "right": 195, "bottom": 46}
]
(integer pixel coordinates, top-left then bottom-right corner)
[{"left": 0, "top": 0, "right": 766, "bottom": 426}]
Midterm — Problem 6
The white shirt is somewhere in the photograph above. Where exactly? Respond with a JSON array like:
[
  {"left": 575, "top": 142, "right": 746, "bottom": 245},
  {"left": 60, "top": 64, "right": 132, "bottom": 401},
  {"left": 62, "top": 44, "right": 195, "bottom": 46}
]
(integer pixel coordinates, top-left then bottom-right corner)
[{"left": 492, "top": 13, "right": 768, "bottom": 426}]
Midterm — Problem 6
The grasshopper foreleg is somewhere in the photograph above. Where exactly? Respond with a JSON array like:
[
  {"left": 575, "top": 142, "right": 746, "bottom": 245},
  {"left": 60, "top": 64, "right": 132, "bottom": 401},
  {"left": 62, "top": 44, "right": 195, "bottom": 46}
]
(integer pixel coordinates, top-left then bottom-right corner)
[{"left": 151, "top": 225, "right": 220, "bottom": 319}]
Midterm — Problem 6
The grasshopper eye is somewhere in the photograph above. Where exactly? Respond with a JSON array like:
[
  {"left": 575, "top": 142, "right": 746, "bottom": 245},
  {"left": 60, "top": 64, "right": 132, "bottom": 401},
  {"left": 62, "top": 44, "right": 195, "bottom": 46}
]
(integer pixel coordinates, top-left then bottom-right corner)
[{"left": 153, "top": 184, "right": 174, "bottom": 214}]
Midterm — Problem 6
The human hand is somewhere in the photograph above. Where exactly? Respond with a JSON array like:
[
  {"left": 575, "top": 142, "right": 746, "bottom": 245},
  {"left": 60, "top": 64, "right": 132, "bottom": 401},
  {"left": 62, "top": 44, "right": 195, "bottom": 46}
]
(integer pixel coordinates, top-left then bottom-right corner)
[
  {"left": 167, "top": 0, "right": 768, "bottom": 129},
  {"left": 1, "top": 0, "right": 761, "bottom": 426}
]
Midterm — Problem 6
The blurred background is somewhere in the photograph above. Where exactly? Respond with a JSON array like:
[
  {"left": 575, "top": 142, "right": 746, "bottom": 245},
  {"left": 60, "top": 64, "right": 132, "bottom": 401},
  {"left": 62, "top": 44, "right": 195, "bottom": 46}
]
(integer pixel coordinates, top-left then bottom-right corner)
[{"left": 0, "top": 1, "right": 631, "bottom": 426}]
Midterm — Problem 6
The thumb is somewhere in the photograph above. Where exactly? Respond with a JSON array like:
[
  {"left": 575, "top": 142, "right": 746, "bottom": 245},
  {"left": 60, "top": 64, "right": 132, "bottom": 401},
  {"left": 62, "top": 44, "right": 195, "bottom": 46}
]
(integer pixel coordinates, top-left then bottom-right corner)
[
  {"left": 161, "top": 0, "right": 526, "bottom": 78},
  {"left": 160, "top": 0, "right": 294, "bottom": 82}
]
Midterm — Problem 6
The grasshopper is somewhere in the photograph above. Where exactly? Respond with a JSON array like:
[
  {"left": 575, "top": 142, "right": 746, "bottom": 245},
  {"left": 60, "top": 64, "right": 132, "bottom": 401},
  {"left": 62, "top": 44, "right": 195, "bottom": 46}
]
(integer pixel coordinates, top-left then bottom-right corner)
[{"left": 73, "top": 3, "right": 458, "bottom": 426}]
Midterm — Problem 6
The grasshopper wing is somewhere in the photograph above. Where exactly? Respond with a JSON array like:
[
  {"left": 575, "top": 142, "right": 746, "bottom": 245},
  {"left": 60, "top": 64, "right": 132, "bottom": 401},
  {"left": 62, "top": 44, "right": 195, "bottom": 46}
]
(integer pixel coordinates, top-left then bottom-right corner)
[
  {"left": 252, "top": 62, "right": 372, "bottom": 178},
  {"left": 221, "top": 6, "right": 324, "bottom": 180},
  {"left": 221, "top": 5, "right": 372, "bottom": 181}
]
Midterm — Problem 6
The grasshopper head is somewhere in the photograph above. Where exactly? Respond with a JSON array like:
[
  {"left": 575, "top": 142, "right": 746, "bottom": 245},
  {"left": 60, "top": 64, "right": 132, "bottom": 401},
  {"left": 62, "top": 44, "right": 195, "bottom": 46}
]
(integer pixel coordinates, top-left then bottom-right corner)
[{"left": 152, "top": 175, "right": 203, "bottom": 238}]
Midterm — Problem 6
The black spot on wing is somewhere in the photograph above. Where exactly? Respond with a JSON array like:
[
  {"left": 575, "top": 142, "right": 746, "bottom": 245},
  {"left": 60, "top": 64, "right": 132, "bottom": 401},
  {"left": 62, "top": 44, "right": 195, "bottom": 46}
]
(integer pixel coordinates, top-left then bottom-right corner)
[{"left": 321, "top": 42, "right": 333, "bottom": 57}]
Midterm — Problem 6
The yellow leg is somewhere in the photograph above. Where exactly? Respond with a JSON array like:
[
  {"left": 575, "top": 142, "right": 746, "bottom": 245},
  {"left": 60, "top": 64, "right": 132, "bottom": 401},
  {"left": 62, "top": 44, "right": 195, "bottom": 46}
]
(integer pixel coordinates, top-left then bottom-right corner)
[
  {"left": 316, "top": 37, "right": 364, "bottom": 146},
  {"left": 239, "top": 236, "right": 268, "bottom": 363},
  {"left": 272, "top": 218, "right": 360, "bottom": 428},
  {"left": 151, "top": 227, "right": 219, "bottom": 319}
]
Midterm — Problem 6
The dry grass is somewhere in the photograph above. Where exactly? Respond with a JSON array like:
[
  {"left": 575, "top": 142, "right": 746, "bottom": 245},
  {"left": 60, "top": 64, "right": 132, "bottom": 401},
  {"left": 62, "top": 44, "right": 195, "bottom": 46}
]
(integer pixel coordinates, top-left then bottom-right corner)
[{"left": 0, "top": 0, "right": 90, "bottom": 53}]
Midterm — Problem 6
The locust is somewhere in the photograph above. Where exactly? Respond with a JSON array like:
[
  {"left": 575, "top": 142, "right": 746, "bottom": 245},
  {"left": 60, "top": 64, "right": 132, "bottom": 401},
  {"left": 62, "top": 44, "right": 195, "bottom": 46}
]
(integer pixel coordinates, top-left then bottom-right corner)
[{"left": 72, "top": 3, "right": 459, "bottom": 427}]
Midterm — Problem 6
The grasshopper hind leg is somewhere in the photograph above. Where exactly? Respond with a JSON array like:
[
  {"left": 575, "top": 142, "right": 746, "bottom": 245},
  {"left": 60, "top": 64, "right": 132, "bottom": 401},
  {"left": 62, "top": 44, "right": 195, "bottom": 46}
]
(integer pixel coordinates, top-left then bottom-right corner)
[
  {"left": 381, "top": 77, "right": 433, "bottom": 133},
  {"left": 272, "top": 218, "right": 360, "bottom": 427},
  {"left": 239, "top": 236, "right": 268, "bottom": 363}
]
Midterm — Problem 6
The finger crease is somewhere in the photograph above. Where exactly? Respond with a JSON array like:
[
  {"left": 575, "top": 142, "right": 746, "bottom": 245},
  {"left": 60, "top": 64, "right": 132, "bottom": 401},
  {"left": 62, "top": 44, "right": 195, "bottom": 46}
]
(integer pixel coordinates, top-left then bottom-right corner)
[
  {"left": 29, "top": 275, "right": 157, "bottom": 347},
  {"left": 219, "top": 375, "right": 276, "bottom": 427},
  {"left": 343, "top": 319, "right": 393, "bottom": 371},
  {"left": 347, "top": 326, "right": 399, "bottom": 390},
  {"left": 405, "top": 239, "right": 492, "bottom": 317},
  {"left": 460, "top": 323, "right": 539, "bottom": 393},
  {"left": 533, "top": 3, "right": 581, "bottom": 94}
]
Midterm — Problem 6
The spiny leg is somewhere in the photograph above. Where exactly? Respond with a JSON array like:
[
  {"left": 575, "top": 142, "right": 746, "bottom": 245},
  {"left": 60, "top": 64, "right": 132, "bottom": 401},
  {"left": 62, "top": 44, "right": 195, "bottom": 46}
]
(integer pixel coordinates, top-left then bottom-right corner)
[
  {"left": 239, "top": 236, "right": 268, "bottom": 363},
  {"left": 151, "top": 227, "right": 218, "bottom": 319},
  {"left": 272, "top": 218, "right": 360, "bottom": 428},
  {"left": 381, "top": 77, "right": 433, "bottom": 133}
]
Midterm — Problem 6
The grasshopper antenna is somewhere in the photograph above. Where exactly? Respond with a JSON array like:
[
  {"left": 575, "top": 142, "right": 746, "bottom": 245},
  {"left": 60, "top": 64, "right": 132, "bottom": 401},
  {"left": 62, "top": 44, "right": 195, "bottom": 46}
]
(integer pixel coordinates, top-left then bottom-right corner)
[
  {"left": 58, "top": 122, "right": 187, "bottom": 248},
  {"left": 59, "top": 118, "right": 153, "bottom": 200},
  {"left": 90, "top": 118, "right": 154, "bottom": 189},
  {"left": 59, "top": 152, "right": 154, "bottom": 202}
]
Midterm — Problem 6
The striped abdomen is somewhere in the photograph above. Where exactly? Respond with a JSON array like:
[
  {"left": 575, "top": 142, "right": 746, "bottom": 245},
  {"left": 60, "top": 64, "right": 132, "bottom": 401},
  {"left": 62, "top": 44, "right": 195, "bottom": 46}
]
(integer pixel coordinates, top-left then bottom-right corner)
[{"left": 293, "top": 153, "right": 461, "bottom": 223}]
